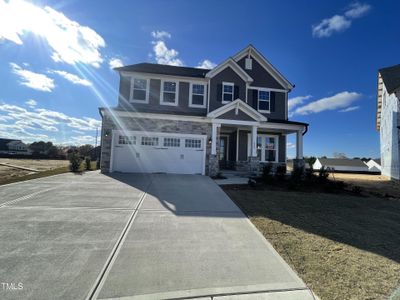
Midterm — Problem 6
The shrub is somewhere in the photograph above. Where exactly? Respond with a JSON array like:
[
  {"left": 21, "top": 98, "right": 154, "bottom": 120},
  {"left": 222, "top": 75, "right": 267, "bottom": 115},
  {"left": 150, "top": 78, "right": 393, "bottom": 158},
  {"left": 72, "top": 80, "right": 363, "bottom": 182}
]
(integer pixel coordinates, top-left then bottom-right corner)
[
  {"left": 262, "top": 163, "right": 273, "bottom": 183},
  {"left": 248, "top": 178, "right": 257, "bottom": 188},
  {"left": 291, "top": 166, "right": 304, "bottom": 182},
  {"left": 305, "top": 164, "right": 316, "bottom": 181},
  {"left": 275, "top": 165, "right": 287, "bottom": 181},
  {"left": 68, "top": 152, "right": 82, "bottom": 172},
  {"left": 85, "top": 157, "right": 91, "bottom": 171},
  {"left": 318, "top": 166, "right": 330, "bottom": 182}
]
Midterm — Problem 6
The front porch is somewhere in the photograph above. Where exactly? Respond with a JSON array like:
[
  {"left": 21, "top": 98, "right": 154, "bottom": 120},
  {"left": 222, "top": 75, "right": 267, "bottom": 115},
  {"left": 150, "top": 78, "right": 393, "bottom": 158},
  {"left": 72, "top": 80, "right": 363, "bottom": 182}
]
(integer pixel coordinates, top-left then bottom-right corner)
[
  {"left": 208, "top": 123, "right": 305, "bottom": 176},
  {"left": 206, "top": 99, "right": 308, "bottom": 177}
]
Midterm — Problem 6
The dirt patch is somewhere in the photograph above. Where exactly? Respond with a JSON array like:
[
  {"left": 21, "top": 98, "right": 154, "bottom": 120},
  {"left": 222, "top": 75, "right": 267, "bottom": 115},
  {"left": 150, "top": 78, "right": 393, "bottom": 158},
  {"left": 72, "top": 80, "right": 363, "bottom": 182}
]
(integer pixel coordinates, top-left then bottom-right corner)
[
  {"left": 224, "top": 187, "right": 400, "bottom": 300},
  {"left": 331, "top": 172, "right": 400, "bottom": 198},
  {"left": 0, "top": 159, "right": 69, "bottom": 172}
]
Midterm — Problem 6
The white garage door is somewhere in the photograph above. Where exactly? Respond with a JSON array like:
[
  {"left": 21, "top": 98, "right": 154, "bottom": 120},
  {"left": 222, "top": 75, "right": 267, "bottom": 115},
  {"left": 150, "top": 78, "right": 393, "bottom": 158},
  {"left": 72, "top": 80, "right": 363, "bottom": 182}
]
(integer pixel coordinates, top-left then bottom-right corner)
[{"left": 111, "top": 130, "right": 206, "bottom": 175}]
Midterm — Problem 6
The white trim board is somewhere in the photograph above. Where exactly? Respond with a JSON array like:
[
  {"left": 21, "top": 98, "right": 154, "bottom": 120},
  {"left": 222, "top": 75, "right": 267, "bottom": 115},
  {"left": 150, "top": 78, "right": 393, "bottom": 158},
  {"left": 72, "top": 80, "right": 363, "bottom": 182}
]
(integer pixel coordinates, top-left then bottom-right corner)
[
  {"left": 207, "top": 99, "right": 268, "bottom": 122},
  {"left": 232, "top": 45, "right": 294, "bottom": 90},
  {"left": 205, "top": 58, "right": 254, "bottom": 83}
]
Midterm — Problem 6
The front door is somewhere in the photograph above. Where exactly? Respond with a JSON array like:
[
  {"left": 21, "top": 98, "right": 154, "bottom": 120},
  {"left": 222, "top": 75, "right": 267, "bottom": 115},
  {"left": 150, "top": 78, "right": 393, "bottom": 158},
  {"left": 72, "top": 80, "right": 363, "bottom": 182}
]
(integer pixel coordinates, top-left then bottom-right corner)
[{"left": 219, "top": 136, "right": 228, "bottom": 169}]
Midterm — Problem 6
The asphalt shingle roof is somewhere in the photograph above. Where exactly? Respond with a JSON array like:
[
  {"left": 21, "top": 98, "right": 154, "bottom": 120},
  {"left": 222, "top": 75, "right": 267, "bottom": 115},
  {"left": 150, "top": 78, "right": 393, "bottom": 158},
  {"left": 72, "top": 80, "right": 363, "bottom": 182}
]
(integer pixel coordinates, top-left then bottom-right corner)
[
  {"left": 318, "top": 158, "right": 367, "bottom": 168},
  {"left": 379, "top": 64, "right": 400, "bottom": 94},
  {"left": 114, "top": 63, "right": 210, "bottom": 78}
]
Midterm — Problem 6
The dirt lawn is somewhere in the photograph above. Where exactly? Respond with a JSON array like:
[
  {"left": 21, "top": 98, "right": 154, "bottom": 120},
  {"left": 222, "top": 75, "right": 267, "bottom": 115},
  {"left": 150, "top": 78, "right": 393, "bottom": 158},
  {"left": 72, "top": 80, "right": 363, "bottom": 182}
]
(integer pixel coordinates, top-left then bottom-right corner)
[
  {"left": 331, "top": 172, "right": 400, "bottom": 198},
  {"left": 0, "top": 159, "right": 69, "bottom": 183},
  {"left": 224, "top": 187, "right": 400, "bottom": 300}
]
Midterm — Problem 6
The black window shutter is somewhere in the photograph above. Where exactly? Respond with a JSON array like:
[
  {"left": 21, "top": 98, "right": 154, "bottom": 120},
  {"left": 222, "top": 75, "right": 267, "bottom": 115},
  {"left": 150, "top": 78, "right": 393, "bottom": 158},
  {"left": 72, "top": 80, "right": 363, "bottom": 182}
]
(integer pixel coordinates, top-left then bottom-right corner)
[
  {"left": 270, "top": 91, "right": 276, "bottom": 112},
  {"left": 217, "top": 84, "right": 222, "bottom": 102},
  {"left": 252, "top": 89, "right": 258, "bottom": 110},
  {"left": 234, "top": 85, "right": 239, "bottom": 100}
]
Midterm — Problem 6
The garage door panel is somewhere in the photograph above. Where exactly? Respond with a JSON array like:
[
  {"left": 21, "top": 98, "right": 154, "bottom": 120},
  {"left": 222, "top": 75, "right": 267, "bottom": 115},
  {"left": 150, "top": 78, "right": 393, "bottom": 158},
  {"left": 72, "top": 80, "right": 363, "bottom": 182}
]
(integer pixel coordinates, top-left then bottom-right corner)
[{"left": 112, "top": 132, "right": 205, "bottom": 175}]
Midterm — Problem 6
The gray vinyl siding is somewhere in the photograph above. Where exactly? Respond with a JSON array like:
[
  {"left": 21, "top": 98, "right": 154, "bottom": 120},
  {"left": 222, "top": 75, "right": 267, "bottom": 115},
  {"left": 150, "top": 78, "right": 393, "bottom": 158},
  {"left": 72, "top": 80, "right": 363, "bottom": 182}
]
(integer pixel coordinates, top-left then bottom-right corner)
[
  {"left": 237, "top": 55, "right": 285, "bottom": 89},
  {"left": 238, "top": 131, "right": 248, "bottom": 161},
  {"left": 247, "top": 89, "right": 286, "bottom": 120},
  {"left": 209, "top": 67, "right": 246, "bottom": 112},
  {"left": 118, "top": 74, "right": 207, "bottom": 116},
  {"left": 218, "top": 109, "right": 257, "bottom": 121}
]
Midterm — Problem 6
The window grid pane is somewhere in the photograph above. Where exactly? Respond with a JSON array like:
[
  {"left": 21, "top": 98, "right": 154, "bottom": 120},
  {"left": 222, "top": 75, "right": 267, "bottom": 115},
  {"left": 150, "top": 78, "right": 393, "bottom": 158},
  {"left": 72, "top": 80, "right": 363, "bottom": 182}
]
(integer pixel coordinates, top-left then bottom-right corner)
[
  {"left": 185, "top": 139, "right": 201, "bottom": 148},
  {"left": 163, "top": 82, "right": 176, "bottom": 92},
  {"left": 192, "top": 84, "right": 204, "bottom": 95},
  {"left": 222, "top": 83, "right": 234, "bottom": 102},
  {"left": 119, "top": 135, "right": 136, "bottom": 145},
  {"left": 141, "top": 136, "right": 159, "bottom": 146},
  {"left": 163, "top": 138, "right": 180, "bottom": 147}
]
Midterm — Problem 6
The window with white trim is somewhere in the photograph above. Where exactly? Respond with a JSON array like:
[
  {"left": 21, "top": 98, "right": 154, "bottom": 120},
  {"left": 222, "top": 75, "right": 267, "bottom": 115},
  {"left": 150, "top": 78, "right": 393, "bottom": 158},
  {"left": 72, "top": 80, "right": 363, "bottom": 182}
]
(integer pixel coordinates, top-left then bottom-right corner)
[
  {"left": 190, "top": 83, "right": 206, "bottom": 107},
  {"left": 222, "top": 82, "right": 234, "bottom": 103},
  {"left": 131, "top": 78, "right": 148, "bottom": 103},
  {"left": 141, "top": 136, "right": 159, "bottom": 146},
  {"left": 258, "top": 90, "right": 270, "bottom": 112},
  {"left": 161, "top": 81, "right": 178, "bottom": 105},
  {"left": 250, "top": 134, "right": 278, "bottom": 162},
  {"left": 119, "top": 135, "right": 136, "bottom": 145},
  {"left": 163, "top": 137, "right": 180, "bottom": 147},
  {"left": 185, "top": 138, "right": 202, "bottom": 148}
]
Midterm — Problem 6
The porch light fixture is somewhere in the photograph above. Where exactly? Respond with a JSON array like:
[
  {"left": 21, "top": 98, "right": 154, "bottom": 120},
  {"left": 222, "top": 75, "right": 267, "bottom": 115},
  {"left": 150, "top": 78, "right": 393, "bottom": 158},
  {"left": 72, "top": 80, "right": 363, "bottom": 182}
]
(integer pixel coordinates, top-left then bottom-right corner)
[{"left": 208, "top": 138, "right": 212, "bottom": 144}]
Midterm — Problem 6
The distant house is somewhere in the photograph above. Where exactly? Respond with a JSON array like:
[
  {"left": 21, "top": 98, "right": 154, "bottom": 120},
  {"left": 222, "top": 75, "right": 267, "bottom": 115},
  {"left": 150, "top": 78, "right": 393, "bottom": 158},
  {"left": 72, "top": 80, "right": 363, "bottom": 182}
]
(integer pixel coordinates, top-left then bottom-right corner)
[
  {"left": 365, "top": 159, "right": 381, "bottom": 172},
  {"left": 313, "top": 158, "right": 370, "bottom": 173},
  {"left": 0, "top": 138, "right": 31, "bottom": 155},
  {"left": 376, "top": 64, "right": 400, "bottom": 179}
]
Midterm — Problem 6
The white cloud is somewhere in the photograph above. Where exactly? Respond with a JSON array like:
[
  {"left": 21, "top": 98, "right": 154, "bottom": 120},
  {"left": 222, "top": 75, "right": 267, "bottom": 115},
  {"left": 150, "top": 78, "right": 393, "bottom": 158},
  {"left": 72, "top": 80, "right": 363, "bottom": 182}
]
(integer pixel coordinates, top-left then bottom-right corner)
[
  {"left": 71, "top": 135, "right": 96, "bottom": 145},
  {"left": 312, "top": 2, "right": 371, "bottom": 38},
  {"left": 10, "top": 63, "right": 55, "bottom": 92},
  {"left": 312, "top": 15, "right": 351, "bottom": 38},
  {"left": 339, "top": 105, "right": 360, "bottom": 112},
  {"left": 197, "top": 59, "right": 217, "bottom": 69},
  {"left": 292, "top": 91, "right": 362, "bottom": 115},
  {"left": 25, "top": 99, "right": 37, "bottom": 107},
  {"left": 152, "top": 40, "right": 183, "bottom": 66},
  {"left": 151, "top": 30, "right": 171, "bottom": 40},
  {"left": 50, "top": 70, "right": 92, "bottom": 86},
  {"left": 287, "top": 142, "right": 296, "bottom": 149},
  {"left": 288, "top": 95, "right": 312, "bottom": 111},
  {"left": 109, "top": 57, "right": 124, "bottom": 69},
  {"left": 0, "top": 0, "right": 105, "bottom": 67},
  {"left": 0, "top": 102, "right": 101, "bottom": 143},
  {"left": 345, "top": 2, "right": 371, "bottom": 18}
]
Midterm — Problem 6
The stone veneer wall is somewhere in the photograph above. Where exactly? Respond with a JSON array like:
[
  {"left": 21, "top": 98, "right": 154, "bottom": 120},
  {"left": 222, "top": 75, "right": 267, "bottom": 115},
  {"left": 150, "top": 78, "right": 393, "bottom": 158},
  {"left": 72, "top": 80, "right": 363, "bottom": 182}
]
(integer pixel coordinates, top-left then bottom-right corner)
[{"left": 100, "top": 114, "right": 214, "bottom": 174}]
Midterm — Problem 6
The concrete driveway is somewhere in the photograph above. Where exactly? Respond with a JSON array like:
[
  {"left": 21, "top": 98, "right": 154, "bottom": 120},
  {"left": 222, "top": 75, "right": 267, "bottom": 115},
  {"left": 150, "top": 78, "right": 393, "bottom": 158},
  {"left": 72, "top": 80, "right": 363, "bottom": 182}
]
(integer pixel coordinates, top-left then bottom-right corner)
[{"left": 0, "top": 172, "right": 314, "bottom": 300}]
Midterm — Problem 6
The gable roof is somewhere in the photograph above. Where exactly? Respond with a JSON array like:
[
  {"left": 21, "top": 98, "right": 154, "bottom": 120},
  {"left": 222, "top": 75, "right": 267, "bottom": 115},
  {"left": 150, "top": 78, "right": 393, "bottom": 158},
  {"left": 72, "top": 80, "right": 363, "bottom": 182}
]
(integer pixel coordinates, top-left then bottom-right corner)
[
  {"left": 379, "top": 64, "right": 400, "bottom": 94},
  {"left": 115, "top": 63, "right": 209, "bottom": 78},
  {"left": 232, "top": 45, "right": 294, "bottom": 90},
  {"left": 317, "top": 158, "right": 368, "bottom": 168},
  {"left": 205, "top": 58, "right": 254, "bottom": 83},
  {"left": 0, "top": 138, "right": 21, "bottom": 151},
  {"left": 207, "top": 99, "right": 267, "bottom": 122}
]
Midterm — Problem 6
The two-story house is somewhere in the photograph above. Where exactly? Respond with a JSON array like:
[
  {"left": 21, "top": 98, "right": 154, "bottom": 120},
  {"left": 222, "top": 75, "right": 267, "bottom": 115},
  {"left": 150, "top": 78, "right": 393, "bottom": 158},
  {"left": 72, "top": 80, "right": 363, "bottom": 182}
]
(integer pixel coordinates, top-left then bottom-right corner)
[
  {"left": 99, "top": 45, "right": 308, "bottom": 176},
  {"left": 376, "top": 64, "right": 400, "bottom": 179}
]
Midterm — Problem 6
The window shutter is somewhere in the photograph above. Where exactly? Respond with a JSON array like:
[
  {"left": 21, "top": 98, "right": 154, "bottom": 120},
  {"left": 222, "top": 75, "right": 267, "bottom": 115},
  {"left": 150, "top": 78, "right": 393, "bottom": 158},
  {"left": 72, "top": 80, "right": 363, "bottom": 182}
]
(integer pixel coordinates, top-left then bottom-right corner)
[
  {"left": 217, "top": 84, "right": 222, "bottom": 102},
  {"left": 252, "top": 89, "right": 258, "bottom": 110},
  {"left": 234, "top": 85, "right": 239, "bottom": 100},
  {"left": 270, "top": 91, "right": 276, "bottom": 112}
]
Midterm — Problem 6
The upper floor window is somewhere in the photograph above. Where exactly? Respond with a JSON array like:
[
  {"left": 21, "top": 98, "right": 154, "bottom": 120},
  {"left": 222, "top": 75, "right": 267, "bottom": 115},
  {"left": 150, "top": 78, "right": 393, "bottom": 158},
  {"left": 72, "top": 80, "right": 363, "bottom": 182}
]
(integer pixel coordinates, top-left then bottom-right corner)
[
  {"left": 161, "top": 80, "right": 178, "bottom": 106},
  {"left": 258, "top": 89, "right": 270, "bottom": 112},
  {"left": 189, "top": 83, "right": 206, "bottom": 108},
  {"left": 130, "top": 78, "right": 149, "bottom": 103},
  {"left": 222, "top": 82, "right": 234, "bottom": 104}
]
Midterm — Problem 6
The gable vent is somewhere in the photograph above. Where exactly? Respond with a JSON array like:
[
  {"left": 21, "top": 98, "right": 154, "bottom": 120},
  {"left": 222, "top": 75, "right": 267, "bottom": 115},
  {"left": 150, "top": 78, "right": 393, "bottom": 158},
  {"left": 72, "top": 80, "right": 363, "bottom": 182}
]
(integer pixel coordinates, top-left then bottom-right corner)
[{"left": 245, "top": 58, "right": 252, "bottom": 70}]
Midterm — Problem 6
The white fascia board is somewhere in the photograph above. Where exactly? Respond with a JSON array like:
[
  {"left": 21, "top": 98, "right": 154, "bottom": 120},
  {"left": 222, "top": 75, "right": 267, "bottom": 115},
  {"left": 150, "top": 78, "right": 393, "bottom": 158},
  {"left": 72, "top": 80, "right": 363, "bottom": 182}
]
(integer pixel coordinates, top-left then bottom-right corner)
[
  {"left": 258, "top": 122, "right": 306, "bottom": 132},
  {"left": 207, "top": 99, "right": 267, "bottom": 122},
  {"left": 232, "top": 45, "right": 294, "bottom": 90},
  {"left": 119, "top": 71, "right": 209, "bottom": 83},
  {"left": 205, "top": 58, "right": 253, "bottom": 83}
]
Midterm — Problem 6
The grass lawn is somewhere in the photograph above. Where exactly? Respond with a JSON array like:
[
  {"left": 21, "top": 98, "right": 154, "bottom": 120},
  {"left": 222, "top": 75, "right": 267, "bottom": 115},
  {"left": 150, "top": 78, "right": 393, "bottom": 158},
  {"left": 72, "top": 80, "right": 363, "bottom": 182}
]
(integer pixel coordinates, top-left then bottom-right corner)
[
  {"left": 0, "top": 161, "right": 99, "bottom": 186},
  {"left": 224, "top": 186, "right": 400, "bottom": 300}
]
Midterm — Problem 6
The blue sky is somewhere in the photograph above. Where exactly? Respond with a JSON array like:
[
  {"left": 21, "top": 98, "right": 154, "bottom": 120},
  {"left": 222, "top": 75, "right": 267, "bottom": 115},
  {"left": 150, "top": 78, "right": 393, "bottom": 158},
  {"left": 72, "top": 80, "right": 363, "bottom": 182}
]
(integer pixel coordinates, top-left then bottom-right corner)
[{"left": 0, "top": 0, "right": 399, "bottom": 157}]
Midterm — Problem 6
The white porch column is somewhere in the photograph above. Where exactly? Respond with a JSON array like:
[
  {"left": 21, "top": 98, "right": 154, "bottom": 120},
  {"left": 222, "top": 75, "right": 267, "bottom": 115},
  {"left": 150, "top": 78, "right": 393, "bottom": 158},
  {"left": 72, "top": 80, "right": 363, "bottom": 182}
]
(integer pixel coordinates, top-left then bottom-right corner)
[
  {"left": 296, "top": 130, "right": 303, "bottom": 159},
  {"left": 211, "top": 123, "right": 219, "bottom": 155},
  {"left": 251, "top": 125, "right": 258, "bottom": 157}
]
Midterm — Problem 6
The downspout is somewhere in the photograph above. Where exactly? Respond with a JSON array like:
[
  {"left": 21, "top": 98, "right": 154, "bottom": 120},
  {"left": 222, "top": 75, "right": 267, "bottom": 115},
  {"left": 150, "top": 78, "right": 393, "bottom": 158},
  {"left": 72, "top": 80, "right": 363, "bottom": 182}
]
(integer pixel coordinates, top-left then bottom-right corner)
[{"left": 302, "top": 124, "right": 309, "bottom": 136}]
